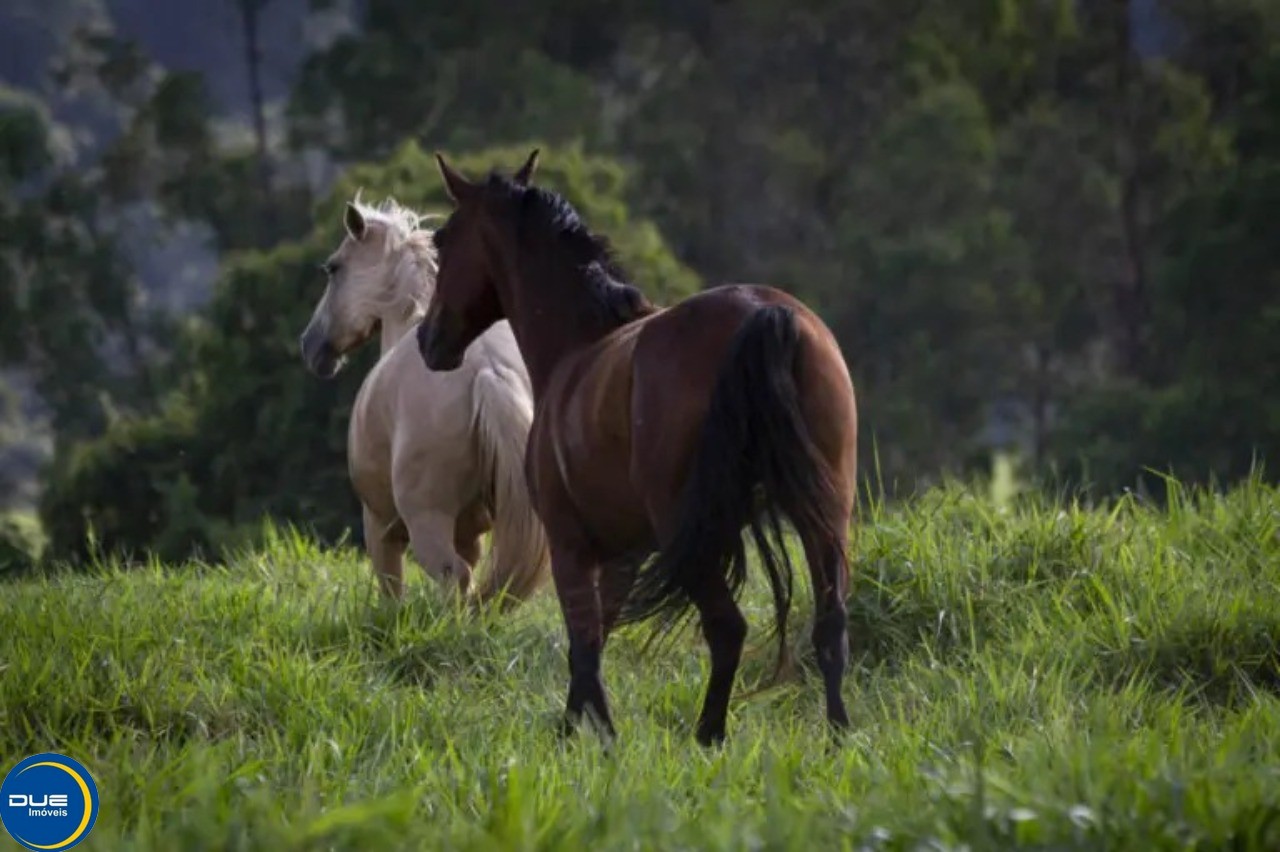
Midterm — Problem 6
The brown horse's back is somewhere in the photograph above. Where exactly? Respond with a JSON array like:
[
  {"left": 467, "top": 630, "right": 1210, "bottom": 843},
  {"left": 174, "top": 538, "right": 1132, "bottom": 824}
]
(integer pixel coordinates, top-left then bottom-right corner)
[
  {"left": 629, "top": 285, "right": 857, "bottom": 541},
  {"left": 531, "top": 284, "right": 855, "bottom": 559}
]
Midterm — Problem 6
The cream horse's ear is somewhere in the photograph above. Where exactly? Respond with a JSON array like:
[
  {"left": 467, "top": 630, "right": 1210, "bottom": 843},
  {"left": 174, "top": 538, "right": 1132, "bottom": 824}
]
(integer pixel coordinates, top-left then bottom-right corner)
[{"left": 344, "top": 202, "right": 367, "bottom": 241}]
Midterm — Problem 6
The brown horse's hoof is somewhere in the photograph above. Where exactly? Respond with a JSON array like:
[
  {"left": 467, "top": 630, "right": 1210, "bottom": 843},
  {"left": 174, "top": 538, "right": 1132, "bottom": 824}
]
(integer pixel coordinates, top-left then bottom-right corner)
[
  {"left": 557, "top": 713, "right": 617, "bottom": 754},
  {"left": 695, "top": 725, "right": 727, "bottom": 748}
]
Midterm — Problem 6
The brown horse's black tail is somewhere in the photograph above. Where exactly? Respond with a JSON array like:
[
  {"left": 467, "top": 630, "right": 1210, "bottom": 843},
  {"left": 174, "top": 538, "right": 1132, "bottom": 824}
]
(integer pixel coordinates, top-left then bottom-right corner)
[{"left": 618, "top": 304, "right": 844, "bottom": 661}]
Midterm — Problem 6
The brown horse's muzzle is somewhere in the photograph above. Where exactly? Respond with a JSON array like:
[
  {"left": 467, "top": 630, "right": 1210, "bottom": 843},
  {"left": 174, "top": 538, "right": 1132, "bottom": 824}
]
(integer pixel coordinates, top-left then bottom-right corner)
[{"left": 417, "top": 309, "right": 466, "bottom": 372}]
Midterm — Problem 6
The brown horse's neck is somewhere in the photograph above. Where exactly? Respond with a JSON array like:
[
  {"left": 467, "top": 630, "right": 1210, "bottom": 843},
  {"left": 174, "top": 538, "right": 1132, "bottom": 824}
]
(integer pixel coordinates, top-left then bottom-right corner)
[{"left": 501, "top": 263, "right": 651, "bottom": 399}]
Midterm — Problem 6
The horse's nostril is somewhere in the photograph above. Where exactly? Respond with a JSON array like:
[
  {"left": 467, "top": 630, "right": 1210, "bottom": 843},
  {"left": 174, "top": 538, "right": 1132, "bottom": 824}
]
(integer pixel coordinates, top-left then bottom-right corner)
[{"left": 301, "top": 328, "right": 321, "bottom": 357}]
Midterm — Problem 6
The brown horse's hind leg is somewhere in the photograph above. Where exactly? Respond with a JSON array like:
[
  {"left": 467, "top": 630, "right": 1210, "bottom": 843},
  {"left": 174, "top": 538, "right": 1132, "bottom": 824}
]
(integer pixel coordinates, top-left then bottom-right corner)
[
  {"left": 801, "top": 532, "right": 851, "bottom": 731},
  {"left": 687, "top": 572, "right": 748, "bottom": 746},
  {"left": 640, "top": 491, "right": 746, "bottom": 744},
  {"left": 364, "top": 507, "right": 407, "bottom": 599},
  {"left": 794, "top": 329, "right": 857, "bottom": 733}
]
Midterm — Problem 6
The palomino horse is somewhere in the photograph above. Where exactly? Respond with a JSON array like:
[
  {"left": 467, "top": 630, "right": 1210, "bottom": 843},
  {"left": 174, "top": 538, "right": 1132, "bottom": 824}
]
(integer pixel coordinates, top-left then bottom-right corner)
[
  {"left": 300, "top": 196, "right": 549, "bottom": 606},
  {"left": 418, "top": 151, "right": 858, "bottom": 744}
]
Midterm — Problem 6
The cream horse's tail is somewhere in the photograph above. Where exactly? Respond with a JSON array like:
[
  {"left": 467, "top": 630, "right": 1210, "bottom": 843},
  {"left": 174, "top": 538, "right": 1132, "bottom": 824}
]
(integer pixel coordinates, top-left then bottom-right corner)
[{"left": 470, "top": 363, "right": 550, "bottom": 607}]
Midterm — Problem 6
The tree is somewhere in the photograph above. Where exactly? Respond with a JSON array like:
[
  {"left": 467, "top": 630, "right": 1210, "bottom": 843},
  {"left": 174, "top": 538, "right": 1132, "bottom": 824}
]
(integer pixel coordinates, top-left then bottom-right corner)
[
  {"left": 231, "top": 0, "right": 278, "bottom": 236},
  {"left": 57, "top": 25, "right": 310, "bottom": 252},
  {"left": 1049, "top": 12, "right": 1280, "bottom": 493},
  {"left": 826, "top": 79, "right": 1013, "bottom": 485},
  {"left": 287, "top": 0, "right": 607, "bottom": 160},
  {"left": 0, "top": 88, "right": 152, "bottom": 445}
]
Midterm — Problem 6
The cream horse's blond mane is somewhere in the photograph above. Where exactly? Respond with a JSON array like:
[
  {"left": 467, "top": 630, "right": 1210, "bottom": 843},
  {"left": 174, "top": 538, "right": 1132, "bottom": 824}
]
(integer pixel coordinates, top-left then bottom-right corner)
[
  {"left": 344, "top": 192, "right": 447, "bottom": 327},
  {"left": 351, "top": 192, "right": 435, "bottom": 236}
]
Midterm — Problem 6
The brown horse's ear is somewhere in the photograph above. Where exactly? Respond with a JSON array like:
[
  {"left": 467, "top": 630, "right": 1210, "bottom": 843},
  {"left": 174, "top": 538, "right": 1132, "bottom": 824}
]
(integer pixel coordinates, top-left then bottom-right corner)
[
  {"left": 344, "top": 202, "right": 367, "bottom": 241},
  {"left": 435, "top": 152, "right": 476, "bottom": 205},
  {"left": 513, "top": 148, "right": 540, "bottom": 186}
]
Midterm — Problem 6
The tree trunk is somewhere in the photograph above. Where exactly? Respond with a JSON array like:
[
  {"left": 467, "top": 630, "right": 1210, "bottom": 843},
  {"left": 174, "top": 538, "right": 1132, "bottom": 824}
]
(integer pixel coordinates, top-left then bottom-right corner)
[
  {"left": 236, "top": 0, "right": 277, "bottom": 243},
  {"left": 1032, "top": 342, "right": 1051, "bottom": 467},
  {"left": 1111, "top": 0, "right": 1149, "bottom": 376},
  {"left": 695, "top": 2, "right": 733, "bottom": 282}
]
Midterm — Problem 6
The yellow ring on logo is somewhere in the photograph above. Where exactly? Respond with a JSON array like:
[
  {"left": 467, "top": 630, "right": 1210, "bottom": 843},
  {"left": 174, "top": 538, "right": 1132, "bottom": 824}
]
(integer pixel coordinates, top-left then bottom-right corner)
[{"left": 12, "top": 761, "right": 93, "bottom": 850}]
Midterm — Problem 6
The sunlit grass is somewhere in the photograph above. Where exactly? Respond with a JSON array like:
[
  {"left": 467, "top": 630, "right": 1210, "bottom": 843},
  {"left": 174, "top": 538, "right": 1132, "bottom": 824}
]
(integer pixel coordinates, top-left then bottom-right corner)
[{"left": 1, "top": 478, "right": 1278, "bottom": 850}]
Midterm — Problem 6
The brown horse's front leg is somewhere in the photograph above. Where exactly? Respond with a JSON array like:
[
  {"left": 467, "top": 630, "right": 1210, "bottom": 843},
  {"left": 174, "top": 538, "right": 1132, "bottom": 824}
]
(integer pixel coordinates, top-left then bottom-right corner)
[{"left": 551, "top": 545, "right": 616, "bottom": 741}]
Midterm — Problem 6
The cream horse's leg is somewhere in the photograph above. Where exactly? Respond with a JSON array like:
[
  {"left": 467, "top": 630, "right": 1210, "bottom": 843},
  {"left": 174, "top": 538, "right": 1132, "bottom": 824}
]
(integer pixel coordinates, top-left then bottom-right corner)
[
  {"left": 392, "top": 401, "right": 484, "bottom": 598},
  {"left": 363, "top": 506, "right": 407, "bottom": 599},
  {"left": 401, "top": 508, "right": 473, "bottom": 596},
  {"left": 453, "top": 499, "right": 492, "bottom": 570},
  {"left": 395, "top": 465, "right": 477, "bottom": 598}
]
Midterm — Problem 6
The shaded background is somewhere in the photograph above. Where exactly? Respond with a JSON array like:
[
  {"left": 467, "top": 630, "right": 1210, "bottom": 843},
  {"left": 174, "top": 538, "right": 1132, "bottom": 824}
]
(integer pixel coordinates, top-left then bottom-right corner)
[{"left": 1, "top": 0, "right": 1277, "bottom": 565}]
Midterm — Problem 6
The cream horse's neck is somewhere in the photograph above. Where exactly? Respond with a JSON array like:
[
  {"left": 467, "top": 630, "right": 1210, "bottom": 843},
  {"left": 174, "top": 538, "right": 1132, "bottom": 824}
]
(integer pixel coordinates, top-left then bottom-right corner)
[{"left": 377, "top": 231, "right": 436, "bottom": 358}]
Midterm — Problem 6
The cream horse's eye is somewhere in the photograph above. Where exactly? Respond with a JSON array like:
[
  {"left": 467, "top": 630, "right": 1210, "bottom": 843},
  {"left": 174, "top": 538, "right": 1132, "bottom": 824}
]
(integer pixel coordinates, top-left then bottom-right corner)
[{"left": 322, "top": 261, "right": 341, "bottom": 277}]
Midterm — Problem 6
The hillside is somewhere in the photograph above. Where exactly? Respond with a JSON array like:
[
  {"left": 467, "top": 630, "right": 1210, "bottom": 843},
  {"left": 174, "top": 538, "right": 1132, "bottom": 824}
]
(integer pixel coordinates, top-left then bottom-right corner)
[{"left": 2, "top": 480, "right": 1277, "bottom": 850}]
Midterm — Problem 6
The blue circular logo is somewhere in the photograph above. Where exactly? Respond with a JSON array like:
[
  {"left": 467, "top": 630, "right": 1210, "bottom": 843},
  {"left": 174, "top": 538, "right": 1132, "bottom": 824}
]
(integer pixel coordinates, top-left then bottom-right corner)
[{"left": 0, "top": 753, "right": 99, "bottom": 851}]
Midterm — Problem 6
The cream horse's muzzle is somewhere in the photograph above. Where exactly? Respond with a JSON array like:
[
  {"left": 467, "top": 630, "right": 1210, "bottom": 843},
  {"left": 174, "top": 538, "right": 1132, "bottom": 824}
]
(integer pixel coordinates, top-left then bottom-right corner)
[{"left": 300, "top": 323, "right": 342, "bottom": 379}]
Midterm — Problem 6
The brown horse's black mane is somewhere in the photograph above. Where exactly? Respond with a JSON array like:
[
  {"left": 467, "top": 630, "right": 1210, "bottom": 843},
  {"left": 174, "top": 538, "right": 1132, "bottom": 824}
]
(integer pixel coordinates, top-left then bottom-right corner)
[{"left": 485, "top": 174, "right": 656, "bottom": 327}]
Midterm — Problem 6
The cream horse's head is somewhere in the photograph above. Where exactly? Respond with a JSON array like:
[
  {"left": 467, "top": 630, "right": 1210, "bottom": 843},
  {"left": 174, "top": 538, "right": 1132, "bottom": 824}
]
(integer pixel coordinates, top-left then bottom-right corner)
[{"left": 300, "top": 196, "right": 438, "bottom": 378}]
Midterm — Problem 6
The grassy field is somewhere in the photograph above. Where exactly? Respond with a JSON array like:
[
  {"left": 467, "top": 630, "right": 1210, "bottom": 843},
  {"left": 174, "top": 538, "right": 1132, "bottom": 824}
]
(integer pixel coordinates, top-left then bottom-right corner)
[{"left": 2, "top": 479, "right": 1278, "bottom": 850}]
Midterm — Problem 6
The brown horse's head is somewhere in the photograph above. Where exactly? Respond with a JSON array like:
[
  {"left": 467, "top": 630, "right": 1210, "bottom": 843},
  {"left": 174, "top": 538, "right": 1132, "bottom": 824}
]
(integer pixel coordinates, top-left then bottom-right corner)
[{"left": 417, "top": 150, "right": 540, "bottom": 372}]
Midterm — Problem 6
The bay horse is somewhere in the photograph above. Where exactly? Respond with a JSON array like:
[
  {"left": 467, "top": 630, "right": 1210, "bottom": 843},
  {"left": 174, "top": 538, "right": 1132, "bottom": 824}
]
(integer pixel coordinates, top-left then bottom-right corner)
[
  {"left": 418, "top": 151, "right": 858, "bottom": 744},
  {"left": 300, "top": 195, "right": 549, "bottom": 606}
]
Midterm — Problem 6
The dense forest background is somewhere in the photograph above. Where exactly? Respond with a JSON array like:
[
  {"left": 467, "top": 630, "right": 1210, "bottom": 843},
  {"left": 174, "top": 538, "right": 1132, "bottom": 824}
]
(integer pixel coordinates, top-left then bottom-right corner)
[{"left": 2, "top": 0, "right": 1277, "bottom": 565}]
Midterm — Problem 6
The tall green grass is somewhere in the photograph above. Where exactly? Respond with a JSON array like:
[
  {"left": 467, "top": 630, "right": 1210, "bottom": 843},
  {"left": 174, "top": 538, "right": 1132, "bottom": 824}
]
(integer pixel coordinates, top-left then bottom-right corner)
[{"left": 1, "top": 479, "right": 1277, "bottom": 850}]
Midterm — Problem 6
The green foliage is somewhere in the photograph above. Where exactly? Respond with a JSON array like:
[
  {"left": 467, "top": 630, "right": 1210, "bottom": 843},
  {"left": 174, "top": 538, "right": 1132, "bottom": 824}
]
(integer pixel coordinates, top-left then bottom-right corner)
[
  {"left": 0, "top": 105, "right": 154, "bottom": 444},
  {"left": 831, "top": 79, "right": 1011, "bottom": 482},
  {"left": 2, "top": 38, "right": 208, "bottom": 455},
  {"left": 288, "top": 1, "right": 623, "bottom": 159},
  {"left": 4, "top": 482, "right": 1280, "bottom": 847},
  {"left": 0, "top": 373, "right": 47, "bottom": 512},
  {"left": 39, "top": 397, "right": 225, "bottom": 563},
  {"left": 0, "top": 89, "right": 53, "bottom": 186},
  {"left": 0, "top": 511, "right": 45, "bottom": 575},
  {"left": 1054, "top": 43, "right": 1280, "bottom": 494},
  {"left": 41, "top": 142, "right": 700, "bottom": 562},
  {"left": 72, "top": 29, "right": 311, "bottom": 251}
]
